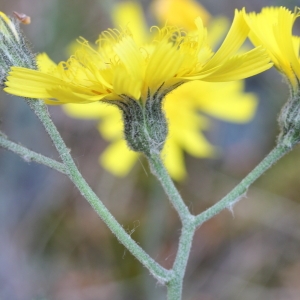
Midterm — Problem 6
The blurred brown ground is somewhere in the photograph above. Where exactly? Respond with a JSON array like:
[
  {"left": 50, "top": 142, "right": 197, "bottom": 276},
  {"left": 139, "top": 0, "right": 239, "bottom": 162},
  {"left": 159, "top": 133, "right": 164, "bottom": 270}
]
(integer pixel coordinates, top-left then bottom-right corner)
[{"left": 0, "top": 0, "right": 300, "bottom": 299}]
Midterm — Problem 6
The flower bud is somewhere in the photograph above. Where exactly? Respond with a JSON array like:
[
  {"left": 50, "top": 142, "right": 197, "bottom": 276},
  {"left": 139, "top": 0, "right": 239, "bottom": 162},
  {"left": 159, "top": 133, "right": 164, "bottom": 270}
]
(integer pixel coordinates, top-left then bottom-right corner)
[
  {"left": 0, "top": 12, "right": 19, "bottom": 41},
  {"left": 0, "top": 11, "right": 36, "bottom": 86}
]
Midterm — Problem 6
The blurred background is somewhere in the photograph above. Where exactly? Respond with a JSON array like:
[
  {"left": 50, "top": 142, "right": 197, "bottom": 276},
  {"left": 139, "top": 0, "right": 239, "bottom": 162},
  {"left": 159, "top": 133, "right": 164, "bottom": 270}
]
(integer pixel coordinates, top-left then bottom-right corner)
[{"left": 1, "top": 0, "right": 300, "bottom": 299}]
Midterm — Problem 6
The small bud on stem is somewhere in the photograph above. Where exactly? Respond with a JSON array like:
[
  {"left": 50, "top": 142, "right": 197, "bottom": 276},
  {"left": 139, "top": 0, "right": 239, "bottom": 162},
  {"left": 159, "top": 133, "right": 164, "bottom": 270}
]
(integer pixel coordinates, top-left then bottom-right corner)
[{"left": 0, "top": 11, "right": 36, "bottom": 87}]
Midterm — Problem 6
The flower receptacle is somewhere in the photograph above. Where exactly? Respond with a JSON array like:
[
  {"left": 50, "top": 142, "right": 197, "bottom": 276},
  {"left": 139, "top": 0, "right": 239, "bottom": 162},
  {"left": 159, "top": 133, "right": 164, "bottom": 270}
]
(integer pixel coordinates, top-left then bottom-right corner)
[
  {"left": 278, "top": 87, "right": 300, "bottom": 147},
  {"left": 108, "top": 91, "right": 168, "bottom": 157}
]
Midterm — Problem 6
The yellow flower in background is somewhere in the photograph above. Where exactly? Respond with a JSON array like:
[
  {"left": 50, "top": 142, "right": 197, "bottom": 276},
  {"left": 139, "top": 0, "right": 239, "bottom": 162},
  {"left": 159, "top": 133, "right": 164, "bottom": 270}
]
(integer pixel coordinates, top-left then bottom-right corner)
[
  {"left": 62, "top": 2, "right": 263, "bottom": 180},
  {"left": 152, "top": 0, "right": 230, "bottom": 50},
  {"left": 111, "top": 1, "right": 149, "bottom": 44},
  {"left": 152, "top": 0, "right": 211, "bottom": 30},
  {"left": 244, "top": 7, "right": 300, "bottom": 91}
]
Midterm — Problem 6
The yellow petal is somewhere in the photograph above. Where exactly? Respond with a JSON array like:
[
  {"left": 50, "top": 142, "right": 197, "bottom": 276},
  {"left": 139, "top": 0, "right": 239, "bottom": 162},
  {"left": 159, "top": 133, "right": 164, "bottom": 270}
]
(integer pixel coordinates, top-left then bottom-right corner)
[
  {"left": 274, "top": 8, "right": 300, "bottom": 80},
  {"left": 144, "top": 38, "right": 185, "bottom": 92},
  {"left": 100, "top": 140, "right": 139, "bottom": 176},
  {"left": 245, "top": 7, "right": 300, "bottom": 89},
  {"left": 201, "top": 9, "right": 249, "bottom": 71},
  {"left": 162, "top": 139, "right": 187, "bottom": 181},
  {"left": 202, "top": 47, "right": 273, "bottom": 81},
  {"left": 37, "top": 53, "right": 57, "bottom": 73},
  {"left": 97, "top": 111, "right": 124, "bottom": 141},
  {"left": 197, "top": 82, "right": 257, "bottom": 122},
  {"left": 173, "top": 129, "right": 215, "bottom": 157}
]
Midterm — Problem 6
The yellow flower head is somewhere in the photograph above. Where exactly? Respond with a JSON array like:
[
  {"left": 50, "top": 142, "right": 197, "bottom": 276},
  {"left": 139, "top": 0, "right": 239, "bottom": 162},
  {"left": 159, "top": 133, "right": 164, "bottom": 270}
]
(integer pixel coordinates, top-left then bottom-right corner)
[
  {"left": 64, "top": 78, "right": 256, "bottom": 180},
  {"left": 244, "top": 6, "right": 300, "bottom": 91},
  {"left": 60, "top": 3, "right": 263, "bottom": 180},
  {"left": 4, "top": 9, "right": 271, "bottom": 103}
]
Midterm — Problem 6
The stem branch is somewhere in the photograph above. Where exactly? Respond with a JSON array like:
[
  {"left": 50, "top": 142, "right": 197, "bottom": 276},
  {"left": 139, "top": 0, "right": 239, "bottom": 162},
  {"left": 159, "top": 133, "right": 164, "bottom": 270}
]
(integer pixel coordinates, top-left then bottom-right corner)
[
  {"left": 25, "top": 99, "right": 170, "bottom": 283},
  {"left": 195, "top": 144, "right": 291, "bottom": 227},
  {"left": 167, "top": 221, "right": 196, "bottom": 300},
  {"left": 0, "top": 134, "right": 67, "bottom": 173},
  {"left": 146, "top": 152, "right": 196, "bottom": 299},
  {"left": 147, "top": 152, "right": 192, "bottom": 223}
]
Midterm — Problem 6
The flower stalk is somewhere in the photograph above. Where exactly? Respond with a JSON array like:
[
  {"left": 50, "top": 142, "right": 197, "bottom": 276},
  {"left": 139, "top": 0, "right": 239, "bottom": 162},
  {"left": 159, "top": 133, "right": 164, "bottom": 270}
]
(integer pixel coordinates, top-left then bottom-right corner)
[
  {"left": 146, "top": 151, "right": 196, "bottom": 300},
  {"left": 0, "top": 133, "right": 67, "bottom": 173},
  {"left": 1, "top": 6, "right": 299, "bottom": 300},
  {"left": 25, "top": 98, "right": 171, "bottom": 284},
  {"left": 167, "top": 221, "right": 196, "bottom": 300},
  {"left": 147, "top": 152, "right": 192, "bottom": 223},
  {"left": 194, "top": 143, "right": 291, "bottom": 227}
]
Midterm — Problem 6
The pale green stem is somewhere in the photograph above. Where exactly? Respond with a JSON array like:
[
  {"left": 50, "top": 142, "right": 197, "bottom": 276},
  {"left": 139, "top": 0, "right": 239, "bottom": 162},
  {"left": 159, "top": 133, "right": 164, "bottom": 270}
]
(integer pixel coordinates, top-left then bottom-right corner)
[
  {"left": 20, "top": 98, "right": 293, "bottom": 300},
  {"left": 167, "top": 221, "right": 196, "bottom": 300},
  {"left": 146, "top": 152, "right": 192, "bottom": 223},
  {"left": 146, "top": 152, "right": 196, "bottom": 300},
  {"left": 25, "top": 99, "right": 171, "bottom": 283},
  {"left": 194, "top": 143, "right": 291, "bottom": 227},
  {"left": 0, "top": 134, "right": 67, "bottom": 174},
  {"left": 147, "top": 143, "right": 292, "bottom": 300}
]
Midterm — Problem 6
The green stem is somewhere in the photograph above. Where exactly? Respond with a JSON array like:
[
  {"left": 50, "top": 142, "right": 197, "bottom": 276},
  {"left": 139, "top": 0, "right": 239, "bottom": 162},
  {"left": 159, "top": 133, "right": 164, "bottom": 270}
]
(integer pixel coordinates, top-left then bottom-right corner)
[
  {"left": 194, "top": 143, "right": 291, "bottom": 227},
  {"left": 146, "top": 152, "right": 196, "bottom": 300},
  {"left": 147, "top": 152, "right": 192, "bottom": 223},
  {"left": 0, "top": 134, "right": 67, "bottom": 174},
  {"left": 26, "top": 99, "right": 171, "bottom": 283},
  {"left": 167, "top": 221, "right": 196, "bottom": 300}
]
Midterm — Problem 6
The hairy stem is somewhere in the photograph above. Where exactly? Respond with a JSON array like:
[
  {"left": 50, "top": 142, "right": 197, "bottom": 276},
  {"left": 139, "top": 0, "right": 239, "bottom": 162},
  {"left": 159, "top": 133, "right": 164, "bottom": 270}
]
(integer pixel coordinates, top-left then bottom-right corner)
[
  {"left": 146, "top": 152, "right": 196, "bottom": 299},
  {"left": 195, "top": 143, "right": 291, "bottom": 227},
  {"left": 167, "top": 221, "right": 196, "bottom": 300},
  {"left": 25, "top": 99, "right": 171, "bottom": 283},
  {"left": 19, "top": 98, "right": 292, "bottom": 300},
  {"left": 147, "top": 152, "right": 192, "bottom": 223},
  {"left": 0, "top": 134, "right": 67, "bottom": 173}
]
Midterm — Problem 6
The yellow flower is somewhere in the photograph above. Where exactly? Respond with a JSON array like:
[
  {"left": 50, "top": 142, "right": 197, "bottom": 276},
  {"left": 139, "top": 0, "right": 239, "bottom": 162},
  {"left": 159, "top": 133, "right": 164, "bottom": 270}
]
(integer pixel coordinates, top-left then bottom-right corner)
[
  {"left": 61, "top": 3, "right": 263, "bottom": 180},
  {"left": 152, "top": 0, "right": 211, "bottom": 30},
  {"left": 3, "top": 5, "right": 271, "bottom": 180},
  {"left": 244, "top": 7, "right": 300, "bottom": 91},
  {"left": 4, "top": 9, "right": 271, "bottom": 102},
  {"left": 152, "top": 0, "right": 230, "bottom": 51},
  {"left": 64, "top": 78, "right": 256, "bottom": 180}
]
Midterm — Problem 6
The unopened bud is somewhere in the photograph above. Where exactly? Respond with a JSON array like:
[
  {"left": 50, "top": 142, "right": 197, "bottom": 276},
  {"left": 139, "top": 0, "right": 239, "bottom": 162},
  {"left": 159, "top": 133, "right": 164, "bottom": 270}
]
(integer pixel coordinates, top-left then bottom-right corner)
[
  {"left": 0, "top": 11, "right": 19, "bottom": 41},
  {"left": 0, "top": 11, "right": 36, "bottom": 87}
]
